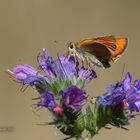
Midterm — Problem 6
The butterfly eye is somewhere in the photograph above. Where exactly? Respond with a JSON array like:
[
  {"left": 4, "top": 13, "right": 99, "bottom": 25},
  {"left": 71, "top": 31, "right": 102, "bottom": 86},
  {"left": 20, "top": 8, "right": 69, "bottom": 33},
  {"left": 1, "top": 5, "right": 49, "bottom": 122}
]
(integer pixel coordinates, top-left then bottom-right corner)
[
  {"left": 70, "top": 44, "right": 73, "bottom": 49},
  {"left": 68, "top": 43, "right": 75, "bottom": 52}
]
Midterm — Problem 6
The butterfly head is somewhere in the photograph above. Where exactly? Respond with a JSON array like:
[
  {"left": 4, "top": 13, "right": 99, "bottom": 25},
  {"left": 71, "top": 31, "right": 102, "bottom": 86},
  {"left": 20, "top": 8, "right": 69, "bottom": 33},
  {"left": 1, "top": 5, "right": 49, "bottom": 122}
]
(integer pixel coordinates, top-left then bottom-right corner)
[{"left": 67, "top": 42, "right": 77, "bottom": 55}]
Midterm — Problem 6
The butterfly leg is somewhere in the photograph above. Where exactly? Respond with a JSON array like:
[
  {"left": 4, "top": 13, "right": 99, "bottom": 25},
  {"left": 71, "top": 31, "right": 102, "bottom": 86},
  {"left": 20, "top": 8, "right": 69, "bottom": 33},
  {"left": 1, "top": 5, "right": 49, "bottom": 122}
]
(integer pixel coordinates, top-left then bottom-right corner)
[
  {"left": 81, "top": 59, "right": 90, "bottom": 69},
  {"left": 82, "top": 57, "right": 88, "bottom": 68},
  {"left": 64, "top": 51, "right": 70, "bottom": 62},
  {"left": 73, "top": 53, "right": 79, "bottom": 67},
  {"left": 86, "top": 57, "right": 94, "bottom": 70},
  {"left": 88, "top": 62, "right": 91, "bottom": 69}
]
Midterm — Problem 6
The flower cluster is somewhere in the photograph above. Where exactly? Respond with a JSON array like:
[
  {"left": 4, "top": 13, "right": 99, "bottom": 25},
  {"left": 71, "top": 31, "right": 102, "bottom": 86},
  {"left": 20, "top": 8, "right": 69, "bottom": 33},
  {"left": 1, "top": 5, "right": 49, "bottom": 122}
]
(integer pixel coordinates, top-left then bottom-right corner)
[
  {"left": 7, "top": 49, "right": 96, "bottom": 114},
  {"left": 7, "top": 49, "right": 140, "bottom": 140},
  {"left": 98, "top": 72, "right": 140, "bottom": 113}
]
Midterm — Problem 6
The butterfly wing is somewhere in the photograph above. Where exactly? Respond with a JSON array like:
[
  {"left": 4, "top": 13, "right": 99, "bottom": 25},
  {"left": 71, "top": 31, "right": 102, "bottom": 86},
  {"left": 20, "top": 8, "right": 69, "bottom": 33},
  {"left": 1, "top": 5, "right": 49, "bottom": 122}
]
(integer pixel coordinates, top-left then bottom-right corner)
[
  {"left": 76, "top": 35, "right": 128, "bottom": 68},
  {"left": 77, "top": 35, "right": 128, "bottom": 60},
  {"left": 78, "top": 35, "right": 116, "bottom": 54},
  {"left": 76, "top": 36, "right": 116, "bottom": 68},
  {"left": 111, "top": 38, "right": 128, "bottom": 62}
]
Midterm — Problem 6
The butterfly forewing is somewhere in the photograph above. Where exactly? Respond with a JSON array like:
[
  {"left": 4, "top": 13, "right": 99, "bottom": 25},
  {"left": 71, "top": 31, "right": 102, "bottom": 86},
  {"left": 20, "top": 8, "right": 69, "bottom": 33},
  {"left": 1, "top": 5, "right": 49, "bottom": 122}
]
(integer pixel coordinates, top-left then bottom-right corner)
[{"left": 78, "top": 35, "right": 116, "bottom": 53}]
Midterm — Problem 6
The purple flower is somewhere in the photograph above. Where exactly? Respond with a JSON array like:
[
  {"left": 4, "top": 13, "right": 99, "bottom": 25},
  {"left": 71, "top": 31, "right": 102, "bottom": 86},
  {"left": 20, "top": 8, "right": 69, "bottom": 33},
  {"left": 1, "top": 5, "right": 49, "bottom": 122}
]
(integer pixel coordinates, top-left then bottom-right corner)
[
  {"left": 98, "top": 72, "right": 140, "bottom": 112},
  {"left": 78, "top": 67, "right": 97, "bottom": 82},
  {"left": 129, "top": 100, "right": 140, "bottom": 112},
  {"left": 60, "top": 85, "right": 87, "bottom": 110},
  {"left": 8, "top": 49, "right": 97, "bottom": 101},
  {"left": 98, "top": 83, "right": 125, "bottom": 106},
  {"left": 12, "top": 64, "right": 39, "bottom": 81},
  {"left": 37, "top": 91, "right": 57, "bottom": 109},
  {"left": 59, "top": 55, "right": 78, "bottom": 78},
  {"left": 123, "top": 72, "right": 132, "bottom": 91},
  {"left": 38, "top": 49, "right": 96, "bottom": 83},
  {"left": 38, "top": 49, "right": 78, "bottom": 78},
  {"left": 38, "top": 49, "right": 55, "bottom": 77},
  {"left": 134, "top": 79, "right": 140, "bottom": 89},
  {"left": 123, "top": 73, "right": 140, "bottom": 111},
  {"left": 8, "top": 64, "right": 50, "bottom": 91},
  {"left": 22, "top": 75, "right": 49, "bottom": 86}
]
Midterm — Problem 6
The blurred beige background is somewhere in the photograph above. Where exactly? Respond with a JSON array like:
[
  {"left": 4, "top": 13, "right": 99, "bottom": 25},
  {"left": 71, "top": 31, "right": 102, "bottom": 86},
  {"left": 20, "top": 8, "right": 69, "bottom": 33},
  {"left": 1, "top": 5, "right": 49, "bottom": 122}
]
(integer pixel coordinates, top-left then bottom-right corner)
[{"left": 0, "top": 0, "right": 140, "bottom": 140}]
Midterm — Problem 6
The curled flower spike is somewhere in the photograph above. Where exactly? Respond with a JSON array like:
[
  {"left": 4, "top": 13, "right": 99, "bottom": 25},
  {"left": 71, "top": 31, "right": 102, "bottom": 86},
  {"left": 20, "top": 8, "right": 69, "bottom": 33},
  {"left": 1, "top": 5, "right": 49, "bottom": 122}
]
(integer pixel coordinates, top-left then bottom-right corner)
[
  {"left": 7, "top": 64, "right": 39, "bottom": 83},
  {"left": 12, "top": 64, "right": 39, "bottom": 81}
]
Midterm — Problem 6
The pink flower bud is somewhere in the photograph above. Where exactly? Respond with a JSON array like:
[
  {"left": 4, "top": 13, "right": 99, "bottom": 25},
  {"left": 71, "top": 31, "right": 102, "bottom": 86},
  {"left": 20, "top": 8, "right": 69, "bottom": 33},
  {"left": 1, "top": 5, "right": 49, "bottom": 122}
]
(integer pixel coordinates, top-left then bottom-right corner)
[{"left": 53, "top": 106, "right": 63, "bottom": 116}]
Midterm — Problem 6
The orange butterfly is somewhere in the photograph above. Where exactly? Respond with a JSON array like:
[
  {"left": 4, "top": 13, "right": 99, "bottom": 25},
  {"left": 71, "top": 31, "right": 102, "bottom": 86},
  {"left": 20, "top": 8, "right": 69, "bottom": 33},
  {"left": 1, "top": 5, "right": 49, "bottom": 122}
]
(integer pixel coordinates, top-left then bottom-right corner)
[{"left": 67, "top": 35, "right": 128, "bottom": 68}]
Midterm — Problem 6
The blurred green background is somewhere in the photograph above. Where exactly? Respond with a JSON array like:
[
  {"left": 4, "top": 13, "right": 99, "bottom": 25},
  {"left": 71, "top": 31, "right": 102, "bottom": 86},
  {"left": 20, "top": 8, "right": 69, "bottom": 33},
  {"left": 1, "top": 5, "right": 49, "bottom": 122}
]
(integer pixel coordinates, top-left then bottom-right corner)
[{"left": 0, "top": 0, "right": 140, "bottom": 140}]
